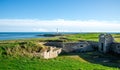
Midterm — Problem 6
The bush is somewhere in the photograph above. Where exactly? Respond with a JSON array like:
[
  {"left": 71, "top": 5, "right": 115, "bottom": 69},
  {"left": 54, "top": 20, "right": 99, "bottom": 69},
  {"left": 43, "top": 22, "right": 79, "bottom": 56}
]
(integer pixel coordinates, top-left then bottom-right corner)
[{"left": 0, "top": 41, "right": 45, "bottom": 58}]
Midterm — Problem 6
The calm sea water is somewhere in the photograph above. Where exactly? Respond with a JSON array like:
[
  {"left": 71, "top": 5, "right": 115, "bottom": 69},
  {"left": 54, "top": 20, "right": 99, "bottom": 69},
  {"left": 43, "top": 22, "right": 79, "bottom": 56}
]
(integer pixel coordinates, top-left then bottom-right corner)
[
  {"left": 0, "top": 32, "right": 76, "bottom": 40},
  {"left": 0, "top": 32, "right": 119, "bottom": 40}
]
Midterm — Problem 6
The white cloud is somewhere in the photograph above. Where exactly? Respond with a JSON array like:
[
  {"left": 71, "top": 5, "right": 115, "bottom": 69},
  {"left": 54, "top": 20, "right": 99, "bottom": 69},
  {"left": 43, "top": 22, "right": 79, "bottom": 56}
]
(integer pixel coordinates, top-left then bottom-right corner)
[
  {"left": 33, "top": 28, "right": 49, "bottom": 32},
  {"left": 0, "top": 19, "right": 120, "bottom": 32}
]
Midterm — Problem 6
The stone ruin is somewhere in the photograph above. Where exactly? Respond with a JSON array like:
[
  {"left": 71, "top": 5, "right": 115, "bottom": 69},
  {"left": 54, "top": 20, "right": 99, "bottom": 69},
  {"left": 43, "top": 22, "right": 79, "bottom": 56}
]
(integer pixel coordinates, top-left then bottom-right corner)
[
  {"left": 62, "top": 41, "right": 94, "bottom": 53},
  {"left": 61, "top": 33, "right": 120, "bottom": 54},
  {"left": 99, "top": 33, "right": 120, "bottom": 54},
  {"left": 98, "top": 34, "right": 114, "bottom": 53},
  {"left": 41, "top": 33, "right": 120, "bottom": 59}
]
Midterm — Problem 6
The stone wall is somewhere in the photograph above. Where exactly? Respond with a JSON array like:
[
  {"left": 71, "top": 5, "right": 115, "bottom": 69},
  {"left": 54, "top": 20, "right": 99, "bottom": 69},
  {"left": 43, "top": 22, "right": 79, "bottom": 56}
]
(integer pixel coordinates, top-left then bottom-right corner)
[
  {"left": 87, "top": 41, "right": 98, "bottom": 49},
  {"left": 62, "top": 42, "right": 94, "bottom": 53},
  {"left": 44, "top": 42, "right": 63, "bottom": 47},
  {"left": 111, "top": 43, "right": 120, "bottom": 54},
  {"left": 44, "top": 41, "right": 96, "bottom": 53}
]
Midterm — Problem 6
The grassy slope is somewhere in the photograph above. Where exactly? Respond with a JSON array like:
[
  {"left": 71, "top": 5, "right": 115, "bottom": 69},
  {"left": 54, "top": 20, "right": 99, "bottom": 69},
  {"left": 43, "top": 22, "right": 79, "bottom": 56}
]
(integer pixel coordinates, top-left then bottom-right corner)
[
  {"left": 63, "top": 33, "right": 99, "bottom": 42},
  {"left": 0, "top": 33, "right": 120, "bottom": 70},
  {"left": 0, "top": 56, "right": 118, "bottom": 70}
]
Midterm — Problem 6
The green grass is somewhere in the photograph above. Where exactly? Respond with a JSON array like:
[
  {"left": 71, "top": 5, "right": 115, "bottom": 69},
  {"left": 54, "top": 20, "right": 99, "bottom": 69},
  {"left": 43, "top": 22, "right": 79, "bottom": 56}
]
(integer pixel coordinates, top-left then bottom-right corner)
[
  {"left": 112, "top": 34, "right": 120, "bottom": 42},
  {"left": 0, "top": 55, "right": 119, "bottom": 70},
  {"left": 0, "top": 41, "right": 47, "bottom": 58},
  {"left": 64, "top": 33, "right": 99, "bottom": 42}
]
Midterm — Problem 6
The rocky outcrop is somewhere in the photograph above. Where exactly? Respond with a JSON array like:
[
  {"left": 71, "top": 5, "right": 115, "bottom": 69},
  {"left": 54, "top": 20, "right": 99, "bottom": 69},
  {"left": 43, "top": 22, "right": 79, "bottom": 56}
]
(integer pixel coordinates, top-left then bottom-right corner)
[{"left": 40, "top": 47, "right": 62, "bottom": 59}]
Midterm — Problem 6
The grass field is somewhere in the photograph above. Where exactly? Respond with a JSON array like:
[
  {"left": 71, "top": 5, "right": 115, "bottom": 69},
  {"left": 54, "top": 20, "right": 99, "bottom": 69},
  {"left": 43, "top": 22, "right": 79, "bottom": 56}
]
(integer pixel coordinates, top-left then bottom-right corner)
[
  {"left": 0, "top": 33, "right": 120, "bottom": 70},
  {"left": 0, "top": 55, "right": 119, "bottom": 70}
]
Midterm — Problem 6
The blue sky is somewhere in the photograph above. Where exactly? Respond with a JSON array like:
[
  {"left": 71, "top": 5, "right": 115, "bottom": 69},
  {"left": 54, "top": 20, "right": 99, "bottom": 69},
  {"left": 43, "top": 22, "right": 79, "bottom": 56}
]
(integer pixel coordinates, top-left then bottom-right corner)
[{"left": 0, "top": 0, "right": 120, "bottom": 32}]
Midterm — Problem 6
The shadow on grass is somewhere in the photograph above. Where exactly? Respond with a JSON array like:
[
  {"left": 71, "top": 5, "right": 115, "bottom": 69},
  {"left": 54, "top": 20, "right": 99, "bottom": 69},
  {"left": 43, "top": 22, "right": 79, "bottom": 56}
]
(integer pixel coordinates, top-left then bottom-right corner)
[{"left": 60, "top": 51, "right": 120, "bottom": 68}]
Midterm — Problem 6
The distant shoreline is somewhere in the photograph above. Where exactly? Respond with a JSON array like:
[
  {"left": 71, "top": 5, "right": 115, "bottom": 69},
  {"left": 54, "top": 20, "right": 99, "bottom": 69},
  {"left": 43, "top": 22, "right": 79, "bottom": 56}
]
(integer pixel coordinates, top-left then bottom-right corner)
[
  {"left": 0, "top": 32, "right": 120, "bottom": 40},
  {"left": 0, "top": 32, "right": 77, "bottom": 40}
]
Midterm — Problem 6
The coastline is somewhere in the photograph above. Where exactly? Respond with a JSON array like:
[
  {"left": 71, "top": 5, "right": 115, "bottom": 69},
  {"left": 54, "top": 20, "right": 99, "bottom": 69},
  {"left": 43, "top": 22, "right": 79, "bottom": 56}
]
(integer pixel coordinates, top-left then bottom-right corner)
[{"left": 0, "top": 32, "right": 77, "bottom": 40}]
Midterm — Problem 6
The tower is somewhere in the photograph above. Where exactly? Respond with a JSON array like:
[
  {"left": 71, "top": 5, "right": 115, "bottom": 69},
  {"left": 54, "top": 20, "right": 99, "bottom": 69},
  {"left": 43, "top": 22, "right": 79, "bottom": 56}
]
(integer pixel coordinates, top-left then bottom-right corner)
[{"left": 98, "top": 34, "right": 114, "bottom": 53}]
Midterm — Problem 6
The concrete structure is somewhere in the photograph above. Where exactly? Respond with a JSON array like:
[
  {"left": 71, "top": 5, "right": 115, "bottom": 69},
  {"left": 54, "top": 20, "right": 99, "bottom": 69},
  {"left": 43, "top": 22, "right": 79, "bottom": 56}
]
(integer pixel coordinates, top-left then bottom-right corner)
[{"left": 98, "top": 34, "right": 114, "bottom": 53}]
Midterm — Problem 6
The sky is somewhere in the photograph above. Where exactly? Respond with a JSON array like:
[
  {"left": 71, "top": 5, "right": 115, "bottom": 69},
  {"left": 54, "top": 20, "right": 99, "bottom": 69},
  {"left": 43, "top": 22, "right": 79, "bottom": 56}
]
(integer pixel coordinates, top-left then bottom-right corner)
[{"left": 0, "top": 0, "right": 120, "bottom": 32}]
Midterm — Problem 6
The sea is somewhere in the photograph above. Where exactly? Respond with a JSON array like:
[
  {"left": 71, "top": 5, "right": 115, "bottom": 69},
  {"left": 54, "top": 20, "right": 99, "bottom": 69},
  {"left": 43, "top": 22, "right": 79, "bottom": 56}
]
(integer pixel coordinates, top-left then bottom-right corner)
[
  {"left": 1, "top": 32, "right": 119, "bottom": 40},
  {"left": 0, "top": 32, "right": 77, "bottom": 40}
]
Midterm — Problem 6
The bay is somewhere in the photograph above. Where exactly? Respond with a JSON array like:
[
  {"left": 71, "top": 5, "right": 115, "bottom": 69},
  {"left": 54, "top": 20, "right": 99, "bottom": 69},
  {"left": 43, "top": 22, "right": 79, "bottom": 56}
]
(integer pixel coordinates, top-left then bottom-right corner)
[{"left": 0, "top": 32, "right": 76, "bottom": 40}]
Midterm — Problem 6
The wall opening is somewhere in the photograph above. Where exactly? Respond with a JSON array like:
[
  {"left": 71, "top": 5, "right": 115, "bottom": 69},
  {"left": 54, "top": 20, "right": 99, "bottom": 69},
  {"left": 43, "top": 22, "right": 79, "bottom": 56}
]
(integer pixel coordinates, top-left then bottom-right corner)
[
  {"left": 80, "top": 45, "right": 83, "bottom": 47},
  {"left": 101, "top": 43, "right": 104, "bottom": 51},
  {"left": 117, "top": 46, "right": 120, "bottom": 48}
]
